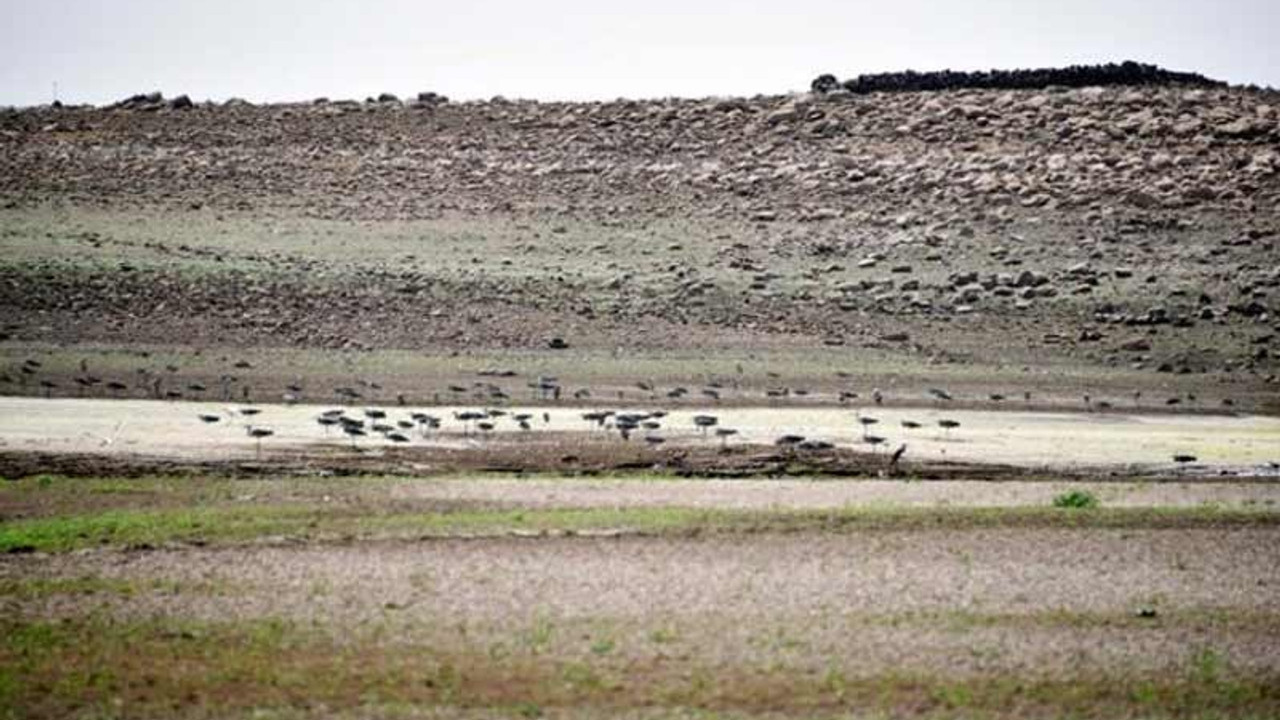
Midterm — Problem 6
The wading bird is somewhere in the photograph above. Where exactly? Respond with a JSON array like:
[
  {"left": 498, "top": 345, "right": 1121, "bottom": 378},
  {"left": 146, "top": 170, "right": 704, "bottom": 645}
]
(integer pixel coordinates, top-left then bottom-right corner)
[
  {"left": 343, "top": 424, "right": 366, "bottom": 448},
  {"left": 938, "top": 419, "right": 960, "bottom": 439},
  {"left": 1173, "top": 453, "right": 1197, "bottom": 474},
  {"left": 715, "top": 427, "right": 738, "bottom": 448},
  {"left": 856, "top": 413, "right": 879, "bottom": 438},
  {"left": 246, "top": 426, "right": 274, "bottom": 458},
  {"left": 889, "top": 443, "right": 907, "bottom": 469},
  {"left": 692, "top": 415, "right": 719, "bottom": 436}
]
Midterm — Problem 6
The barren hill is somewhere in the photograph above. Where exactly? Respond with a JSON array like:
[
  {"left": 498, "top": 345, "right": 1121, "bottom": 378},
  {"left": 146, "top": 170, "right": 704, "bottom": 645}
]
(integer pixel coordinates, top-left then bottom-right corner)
[{"left": 1, "top": 81, "right": 1277, "bottom": 408}]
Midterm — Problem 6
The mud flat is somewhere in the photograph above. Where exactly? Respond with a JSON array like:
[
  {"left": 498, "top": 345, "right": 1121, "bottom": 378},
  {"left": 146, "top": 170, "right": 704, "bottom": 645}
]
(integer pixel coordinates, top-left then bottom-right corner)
[{"left": 1, "top": 396, "right": 1276, "bottom": 475}]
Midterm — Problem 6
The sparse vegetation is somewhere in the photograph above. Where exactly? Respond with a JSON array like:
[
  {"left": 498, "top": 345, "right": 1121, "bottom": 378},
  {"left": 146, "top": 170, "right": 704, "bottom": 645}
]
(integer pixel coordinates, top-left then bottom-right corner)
[
  {"left": 1053, "top": 489, "right": 1101, "bottom": 509},
  {"left": 0, "top": 473, "right": 1276, "bottom": 719},
  {"left": 1, "top": 615, "right": 1276, "bottom": 719},
  {"left": 4, "top": 497, "right": 1273, "bottom": 553}
]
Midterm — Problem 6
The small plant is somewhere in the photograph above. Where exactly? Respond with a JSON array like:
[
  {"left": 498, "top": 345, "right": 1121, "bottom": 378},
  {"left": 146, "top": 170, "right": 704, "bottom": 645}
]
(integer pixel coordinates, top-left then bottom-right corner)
[
  {"left": 514, "top": 702, "right": 543, "bottom": 719},
  {"left": 649, "top": 626, "right": 679, "bottom": 644},
  {"left": 821, "top": 665, "right": 849, "bottom": 700},
  {"left": 523, "top": 614, "right": 555, "bottom": 654},
  {"left": 1189, "top": 647, "right": 1223, "bottom": 685},
  {"left": 560, "top": 661, "right": 604, "bottom": 690},
  {"left": 1053, "top": 490, "right": 1099, "bottom": 509}
]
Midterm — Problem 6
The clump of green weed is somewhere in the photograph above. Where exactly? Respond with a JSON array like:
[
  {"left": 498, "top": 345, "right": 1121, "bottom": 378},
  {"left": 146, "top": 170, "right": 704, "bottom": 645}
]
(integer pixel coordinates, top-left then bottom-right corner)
[{"left": 1053, "top": 490, "right": 1100, "bottom": 509}]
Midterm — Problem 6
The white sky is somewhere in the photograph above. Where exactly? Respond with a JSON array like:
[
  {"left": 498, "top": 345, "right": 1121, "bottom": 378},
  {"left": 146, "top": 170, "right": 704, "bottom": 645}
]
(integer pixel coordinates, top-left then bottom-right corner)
[{"left": 1, "top": 0, "right": 1276, "bottom": 106}]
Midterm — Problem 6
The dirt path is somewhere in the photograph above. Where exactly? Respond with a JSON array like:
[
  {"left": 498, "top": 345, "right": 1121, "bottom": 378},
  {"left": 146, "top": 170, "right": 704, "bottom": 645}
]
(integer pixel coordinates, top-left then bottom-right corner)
[{"left": 0, "top": 396, "right": 1276, "bottom": 473}]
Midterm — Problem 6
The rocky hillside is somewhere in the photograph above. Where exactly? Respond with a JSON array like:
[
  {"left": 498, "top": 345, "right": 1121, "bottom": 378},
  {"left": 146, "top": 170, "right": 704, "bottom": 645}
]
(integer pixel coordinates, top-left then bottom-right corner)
[
  {"left": 0, "top": 81, "right": 1277, "bottom": 394},
  {"left": 2, "top": 84, "right": 1278, "bottom": 223}
]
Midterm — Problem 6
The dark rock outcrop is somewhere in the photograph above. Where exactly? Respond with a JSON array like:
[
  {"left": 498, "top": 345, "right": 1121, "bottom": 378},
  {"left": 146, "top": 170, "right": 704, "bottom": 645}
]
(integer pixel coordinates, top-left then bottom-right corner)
[{"left": 814, "top": 61, "right": 1224, "bottom": 95}]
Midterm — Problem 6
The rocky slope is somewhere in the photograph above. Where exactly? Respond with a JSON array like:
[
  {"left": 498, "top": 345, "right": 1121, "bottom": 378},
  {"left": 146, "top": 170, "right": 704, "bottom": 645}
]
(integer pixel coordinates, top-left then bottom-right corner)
[
  {"left": 3, "top": 84, "right": 1278, "bottom": 221},
  {"left": 0, "top": 82, "right": 1277, "bottom": 393}
]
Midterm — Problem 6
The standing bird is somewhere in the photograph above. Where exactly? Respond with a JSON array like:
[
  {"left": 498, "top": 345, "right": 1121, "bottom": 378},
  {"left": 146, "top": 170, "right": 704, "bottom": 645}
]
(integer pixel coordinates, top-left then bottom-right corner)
[
  {"left": 889, "top": 443, "right": 907, "bottom": 469},
  {"left": 693, "top": 415, "right": 719, "bottom": 436},
  {"left": 938, "top": 419, "right": 960, "bottom": 439},
  {"left": 317, "top": 415, "right": 340, "bottom": 435},
  {"left": 1173, "top": 454, "right": 1197, "bottom": 474},
  {"left": 342, "top": 422, "right": 366, "bottom": 448},
  {"left": 246, "top": 426, "right": 274, "bottom": 458},
  {"left": 715, "top": 427, "right": 738, "bottom": 449},
  {"left": 856, "top": 413, "right": 879, "bottom": 439}
]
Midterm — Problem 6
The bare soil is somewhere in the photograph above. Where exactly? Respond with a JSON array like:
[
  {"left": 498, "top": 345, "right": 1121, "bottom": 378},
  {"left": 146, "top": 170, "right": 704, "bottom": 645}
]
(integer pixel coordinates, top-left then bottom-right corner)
[{"left": 5, "top": 528, "right": 1279, "bottom": 678}]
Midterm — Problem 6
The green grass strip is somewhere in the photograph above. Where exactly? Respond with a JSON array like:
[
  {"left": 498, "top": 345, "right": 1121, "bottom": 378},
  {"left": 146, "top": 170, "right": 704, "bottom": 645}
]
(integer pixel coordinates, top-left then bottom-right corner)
[{"left": 3, "top": 504, "right": 1277, "bottom": 554}]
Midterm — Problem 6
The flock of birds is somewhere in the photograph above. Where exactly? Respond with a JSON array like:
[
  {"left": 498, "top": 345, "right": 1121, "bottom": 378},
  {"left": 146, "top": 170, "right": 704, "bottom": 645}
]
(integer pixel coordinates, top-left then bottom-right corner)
[
  {"left": 2, "top": 358, "right": 1231, "bottom": 414},
  {"left": 194, "top": 400, "right": 989, "bottom": 470},
  {"left": 191, "top": 403, "right": 1220, "bottom": 471},
  {"left": 3, "top": 357, "right": 1227, "bottom": 469}
]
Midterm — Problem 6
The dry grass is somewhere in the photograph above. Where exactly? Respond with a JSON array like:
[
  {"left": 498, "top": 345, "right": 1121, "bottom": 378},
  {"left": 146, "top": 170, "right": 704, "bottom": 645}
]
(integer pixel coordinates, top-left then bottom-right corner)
[
  {"left": 4, "top": 473, "right": 1279, "bottom": 718},
  {"left": 3, "top": 615, "right": 1277, "bottom": 720},
  {"left": 3, "top": 496, "right": 1277, "bottom": 553}
]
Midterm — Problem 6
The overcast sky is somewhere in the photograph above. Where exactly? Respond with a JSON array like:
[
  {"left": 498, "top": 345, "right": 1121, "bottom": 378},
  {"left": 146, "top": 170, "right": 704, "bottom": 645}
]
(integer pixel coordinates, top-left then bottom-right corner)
[{"left": 2, "top": 0, "right": 1276, "bottom": 106}]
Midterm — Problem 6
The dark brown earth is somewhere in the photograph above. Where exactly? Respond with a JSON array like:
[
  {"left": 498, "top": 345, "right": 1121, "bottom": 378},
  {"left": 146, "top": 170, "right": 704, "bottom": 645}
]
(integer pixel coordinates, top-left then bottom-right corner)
[{"left": 0, "top": 443, "right": 1024, "bottom": 483}]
